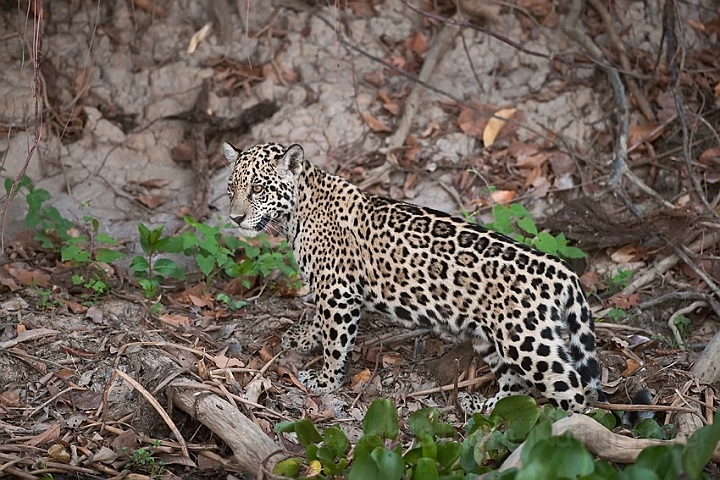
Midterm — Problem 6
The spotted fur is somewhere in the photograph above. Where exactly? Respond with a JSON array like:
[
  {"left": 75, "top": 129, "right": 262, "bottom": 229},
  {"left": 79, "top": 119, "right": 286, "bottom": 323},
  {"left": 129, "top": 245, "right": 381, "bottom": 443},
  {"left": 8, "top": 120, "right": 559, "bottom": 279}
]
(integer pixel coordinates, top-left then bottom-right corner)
[{"left": 224, "top": 142, "right": 605, "bottom": 413}]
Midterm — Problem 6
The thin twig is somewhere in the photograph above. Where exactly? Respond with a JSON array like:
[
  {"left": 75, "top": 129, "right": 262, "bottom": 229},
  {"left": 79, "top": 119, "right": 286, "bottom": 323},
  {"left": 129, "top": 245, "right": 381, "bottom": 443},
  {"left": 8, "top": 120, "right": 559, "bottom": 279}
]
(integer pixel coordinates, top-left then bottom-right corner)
[
  {"left": 114, "top": 369, "right": 190, "bottom": 458},
  {"left": 668, "top": 301, "right": 707, "bottom": 351}
]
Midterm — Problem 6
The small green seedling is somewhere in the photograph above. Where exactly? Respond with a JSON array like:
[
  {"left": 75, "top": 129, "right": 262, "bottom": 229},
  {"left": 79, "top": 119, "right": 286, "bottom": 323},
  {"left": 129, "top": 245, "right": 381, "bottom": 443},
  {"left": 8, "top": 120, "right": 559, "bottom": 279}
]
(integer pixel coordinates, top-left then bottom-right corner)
[{"left": 129, "top": 224, "right": 185, "bottom": 298}]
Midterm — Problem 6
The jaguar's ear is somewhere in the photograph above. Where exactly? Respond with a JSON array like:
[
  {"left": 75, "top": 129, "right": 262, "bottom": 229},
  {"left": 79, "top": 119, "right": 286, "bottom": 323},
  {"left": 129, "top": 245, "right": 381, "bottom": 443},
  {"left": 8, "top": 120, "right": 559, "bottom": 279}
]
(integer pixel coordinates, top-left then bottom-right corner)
[
  {"left": 222, "top": 141, "right": 240, "bottom": 163},
  {"left": 279, "top": 144, "right": 304, "bottom": 177}
]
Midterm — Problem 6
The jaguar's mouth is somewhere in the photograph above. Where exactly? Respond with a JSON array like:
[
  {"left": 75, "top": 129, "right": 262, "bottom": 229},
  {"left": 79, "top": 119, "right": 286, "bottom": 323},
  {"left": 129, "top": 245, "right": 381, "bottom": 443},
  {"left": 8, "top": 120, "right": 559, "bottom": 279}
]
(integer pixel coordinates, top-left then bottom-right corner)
[{"left": 255, "top": 216, "right": 271, "bottom": 231}]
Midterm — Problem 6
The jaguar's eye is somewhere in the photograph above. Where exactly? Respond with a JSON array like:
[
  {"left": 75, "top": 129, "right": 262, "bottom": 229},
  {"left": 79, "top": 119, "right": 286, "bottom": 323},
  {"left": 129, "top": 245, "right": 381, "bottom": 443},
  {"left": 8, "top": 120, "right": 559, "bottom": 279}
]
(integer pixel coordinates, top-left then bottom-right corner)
[{"left": 252, "top": 185, "right": 263, "bottom": 194}]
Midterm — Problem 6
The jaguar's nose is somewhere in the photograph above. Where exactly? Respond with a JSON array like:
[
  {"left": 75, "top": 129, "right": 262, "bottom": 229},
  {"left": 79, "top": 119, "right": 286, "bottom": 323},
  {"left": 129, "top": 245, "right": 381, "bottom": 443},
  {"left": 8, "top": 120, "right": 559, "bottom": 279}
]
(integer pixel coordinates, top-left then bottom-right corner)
[{"left": 231, "top": 214, "right": 245, "bottom": 225}]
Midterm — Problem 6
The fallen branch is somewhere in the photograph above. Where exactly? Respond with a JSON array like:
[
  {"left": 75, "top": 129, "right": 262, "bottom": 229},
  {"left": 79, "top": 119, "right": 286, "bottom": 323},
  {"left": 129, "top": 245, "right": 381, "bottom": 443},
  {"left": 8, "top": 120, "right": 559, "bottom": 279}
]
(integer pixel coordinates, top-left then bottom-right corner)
[
  {"left": 494, "top": 414, "right": 720, "bottom": 473},
  {"left": 622, "top": 231, "right": 720, "bottom": 295},
  {"left": 170, "top": 378, "right": 282, "bottom": 476}
]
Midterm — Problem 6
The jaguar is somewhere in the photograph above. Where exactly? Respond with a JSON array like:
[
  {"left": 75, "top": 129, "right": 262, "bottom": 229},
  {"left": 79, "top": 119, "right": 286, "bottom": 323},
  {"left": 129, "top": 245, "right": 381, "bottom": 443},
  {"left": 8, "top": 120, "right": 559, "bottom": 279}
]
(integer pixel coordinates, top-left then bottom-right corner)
[{"left": 223, "top": 141, "right": 606, "bottom": 413}]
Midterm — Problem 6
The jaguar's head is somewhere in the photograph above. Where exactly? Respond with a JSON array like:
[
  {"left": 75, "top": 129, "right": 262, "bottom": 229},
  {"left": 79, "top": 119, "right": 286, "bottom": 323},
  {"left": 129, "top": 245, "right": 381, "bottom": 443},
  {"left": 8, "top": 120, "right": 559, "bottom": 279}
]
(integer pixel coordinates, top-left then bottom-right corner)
[{"left": 223, "top": 142, "right": 304, "bottom": 238}]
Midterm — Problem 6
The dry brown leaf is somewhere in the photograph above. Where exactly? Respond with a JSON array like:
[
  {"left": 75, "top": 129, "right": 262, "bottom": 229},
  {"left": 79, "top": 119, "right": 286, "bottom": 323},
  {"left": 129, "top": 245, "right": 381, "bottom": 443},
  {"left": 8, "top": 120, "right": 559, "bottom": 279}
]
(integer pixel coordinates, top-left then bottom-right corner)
[
  {"left": 0, "top": 390, "right": 21, "bottom": 407},
  {"left": 57, "top": 298, "right": 87, "bottom": 314},
  {"left": 383, "top": 102, "right": 400, "bottom": 116},
  {"left": 405, "top": 32, "right": 429, "bottom": 55},
  {"left": 608, "top": 293, "right": 640, "bottom": 309},
  {"left": 26, "top": 422, "right": 61, "bottom": 447},
  {"left": 715, "top": 81, "right": 720, "bottom": 98},
  {"left": 548, "top": 152, "right": 576, "bottom": 175},
  {"left": 351, "top": 368, "right": 372, "bottom": 389},
  {"left": 57, "top": 368, "right": 75, "bottom": 380},
  {"left": 213, "top": 354, "right": 244, "bottom": 369},
  {"left": 524, "top": 165, "right": 546, "bottom": 188},
  {"left": 188, "top": 294, "right": 213, "bottom": 308},
  {"left": 75, "top": 68, "right": 92, "bottom": 98},
  {"left": 362, "top": 112, "right": 391, "bottom": 132},
  {"left": 580, "top": 270, "right": 606, "bottom": 291},
  {"left": 699, "top": 147, "right": 720, "bottom": 166},
  {"left": 483, "top": 108, "right": 516, "bottom": 146},
  {"left": 5, "top": 265, "right": 51, "bottom": 286},
  {"left": 348, "top": 0, "right": 377, "bottom": 17},
  {"left": 610, "top": 245, "right": 637, "bottom": 263},
  {"left": 139, "top": 178, "right": 170, "bottom": 189},
  {"left": 133, "top": 0, "right": 169, "bottom": 17},
  {"left": 457, "top": 106, "right": 488, "bottom": 139},
  {"left": 516, "top": 152, "right": 549, "bottom": 168},
  {"left": 382, "top": 353, "right": 402, "bottom": 368},
  {"left": 197, "top": 358, "right": 208, "bottom": 380},
  {"left": 363, "top": 68, "right": 385, "bottom": 87},
  {"left": 278, "top": 366, "right": 306, "bottom": 389},
  {"left": 187, "top": 23, "right": 213, "bottom": 55},
  {"left": 621, "top": 357, "right": 641, "bottom": 377},
  {"left": 158, "top": 314, "right": 191, "bottom": 327},
  {"left": 171, "top": 138, "right": 194, "bottom": 163},
  {"left": 490, "top": 189, "right": 516, "bottom": 204},
  {"left": 86, "top": 305, "right": 104, "bottom": 324},
  {"left": 136, "top": 194, "right": 165, "bottom": 209},
  {"left": 628, "top": 124, "right": 663, "bottom": 147}
]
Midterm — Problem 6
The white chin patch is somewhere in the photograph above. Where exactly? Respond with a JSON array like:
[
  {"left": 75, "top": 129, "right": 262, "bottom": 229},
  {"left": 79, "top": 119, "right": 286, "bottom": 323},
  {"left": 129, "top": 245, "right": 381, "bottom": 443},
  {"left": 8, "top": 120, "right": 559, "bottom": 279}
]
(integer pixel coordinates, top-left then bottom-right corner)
[{"left": 237, "top": 227, "right": 260, "bottom": 238}]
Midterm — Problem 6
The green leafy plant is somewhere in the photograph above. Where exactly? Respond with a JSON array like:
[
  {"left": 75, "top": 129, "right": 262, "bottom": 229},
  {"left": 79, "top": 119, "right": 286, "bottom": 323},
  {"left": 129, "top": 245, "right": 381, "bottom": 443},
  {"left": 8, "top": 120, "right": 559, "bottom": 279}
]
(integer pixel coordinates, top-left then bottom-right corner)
[
  {"left": 122, "top": 442, "right": 165, "bottom": 477},
  {"left": 180, "top": 217, "right": 300, "bottom": 289},
  {"left": 129, "top": 224, "right": 185, "bottom": 298},
  {"left": 72, "top": 274, "right": 108, "bottom": 306},
  {"left": 216, "top": 293, "right": 247, "bottom": 310},
  {"left": 484, "top": 204, "right": 585, "bottom": 260},
  {"left": 611, "top": 269, "right": 633, "bottom": 289},
  {"left": 273, "top": 396, "right": 720, "bottom": 479},
  {"left": 673, "top": 314, "right": 691, "bottom": 338},
  {"left": 606, "top": 307, "right": 627, "bottom": 323}
]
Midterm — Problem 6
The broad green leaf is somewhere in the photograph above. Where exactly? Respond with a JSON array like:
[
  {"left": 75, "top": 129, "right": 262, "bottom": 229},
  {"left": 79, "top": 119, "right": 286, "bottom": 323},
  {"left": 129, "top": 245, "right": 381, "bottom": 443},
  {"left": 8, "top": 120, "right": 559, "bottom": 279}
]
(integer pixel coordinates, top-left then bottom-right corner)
[
  {"left": 587, "top": 409, "right": 617, "bottom": 431},
  {"left": 348, "top": 451, "right": 379, "bottom": 480},
  {"left": 517, "top": 217, "right": 537, "bottom": 236},
  {"left": 437, "top": 441, "right": 462, "bottom": 470},
  {"left": 507, "top": 203, "right": 530, "bottom": 218},
  {"left": 683, "top": 417, "right": 720, "bottom": 479},
  {"left": 96, "top": 233, "right": 119, "bottom": 245},
  {"left": 95, "top": 248, "right": 126, "bottom": 263},
  {"left": 153, "top": 258, "right": 183, "bottom": 278},
  {"left": 558, "top": 245, "right": 586, "bottom": 259},
  {"left": 129, "top": 256, "right": 150, "bottom": 273},
  {"left": 324, "top": 425, "right": 349, "bottom": 457},
  {"left": 634, "top": 444, "right": 682, "bottom": 479},
  {"left": 489, "top": 396, "right": 539, "bottom": 443},
  {"left": 273, "top": 421, "right": 296, "bottom": 433},
  {"left": 415, "top": 457, "right": 439, "bottom": 480},
  {"left": 419, "top": 433, "right": 437, "bottom": 461},
  {"left": 618, "top": 466, "right": 660, "bottom": 480},
  {"left": 466, "top": 412, "right": 494, "bottom": 436},
  {"left": 156, "top": 236, "right": 184, "bottom": 253},
  {"left": 138, "top": 224, "right": 151, "bottom": 253},
  {"left": 245, "top": 245, "right": 261, "bottom": 259},
  {"left": 363, "top": 399, "right": 399, "bottom": 439},
  {"left": 272, "top": 458, "right": 302, "bottom": 477},
  {"left": 61, "top": 245, "right": 90, "bottom": 263},
  {"left": 632, "top": 418, "right": 665, "bottom": 440},
  {"left": 409, "top": 408, "right": 437, "bottom": 437},
  {"left": 148, "top": 225, "right": 163, "bottom": 245},
  {"left": 292, "top": 418, "right": 322, "bottom": 447},
  {"left": 533, "top": 232, "right": 557, "bottom": 255},
  {"left": 195, "top": 252, "right": 216, "bottom": 277},
  {"left": 433, "top": 422, "right": 457, "bottom": 439},
  {"left": 370, "top": 447, "right": 404, "bottom": 480},
  {"left": 520, "top": 433, "right": 593, "bottom": 478},
  {"left": 354, "top": 434, "right": 384, "bottom": 459}
]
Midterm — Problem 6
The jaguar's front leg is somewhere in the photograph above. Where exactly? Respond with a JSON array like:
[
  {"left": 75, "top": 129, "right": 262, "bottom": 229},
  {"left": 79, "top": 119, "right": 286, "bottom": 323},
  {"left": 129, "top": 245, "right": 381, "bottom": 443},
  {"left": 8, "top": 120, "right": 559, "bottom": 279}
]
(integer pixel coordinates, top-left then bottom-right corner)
[{"left": 296, "top": 290, "right": 362, "bottom": 393}]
